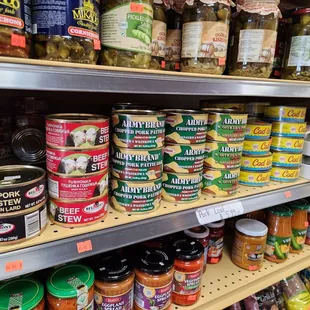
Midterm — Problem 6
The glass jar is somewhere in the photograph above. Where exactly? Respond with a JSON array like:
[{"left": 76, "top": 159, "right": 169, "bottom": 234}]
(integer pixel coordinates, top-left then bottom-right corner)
[
  {"left": 181, "top": 0, "right": 231, "bottom": 74},
  {"left": 172, "top": 239, "right": 204, "bottom": 306},
  {"left": 32, "top": 1, "right": 100, "bottom": 64},
  {"left": 229, "top": 0, "right": 280, "bottom": 78},
  {"left": 206, "top": 220, "right": 225, "bottom": 264},
  {"left": 100, "top": 0, "right": 153, "bottom": 69},
  {"left": 46, "top": 264, "right": 95, "bottom": 310}
]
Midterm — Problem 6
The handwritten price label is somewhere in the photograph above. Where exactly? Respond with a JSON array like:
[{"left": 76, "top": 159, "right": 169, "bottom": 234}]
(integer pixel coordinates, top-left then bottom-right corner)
[
  {"left": 77, "top": 240, "right": 93, "bottom": 254},
  {"left": 130, "top": 2, "right": 144, "bottom": 13},
  {"left": 5, "top": 260, "right": 23, "bottom": 273},
  {"left": 284, "top": 191, "right": 292, "bottom": 198}
]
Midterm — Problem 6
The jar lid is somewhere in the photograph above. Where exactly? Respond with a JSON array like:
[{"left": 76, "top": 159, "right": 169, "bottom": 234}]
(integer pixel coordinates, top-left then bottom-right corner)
[
  {"left": 136, "top": 248, "right": 174, "bottom": 275},
  {"left": 47, "top": 264, "right": 95, "bottom": 298},
  {"left": 270, "top": 205, "right": 293, "bottom": 217},
  {"left": 173, "top": 239, "right": 204, "bottom": 261},
  {"left": 206, "top": 220, "right": 225, "bottom": 228},
  {"left": 0, "top": 279, "right": 44, "bottom": 310},
  {"left": 293, "top": 8, "right": 310, "bottom": 15},
  {"left": 235, "top": 219, "right": 268, "bottom": 237},
  {"left": 184, "top": 226, "right": 210, "bottom": 239},
  {"left": 286, "top": 199, "right": 310, "bottom": 211}
]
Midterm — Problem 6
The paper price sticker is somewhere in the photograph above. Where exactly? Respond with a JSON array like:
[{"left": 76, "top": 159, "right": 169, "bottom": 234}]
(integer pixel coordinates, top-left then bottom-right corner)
[
  {"left": 5, "top": 260, "right": 23, "bottom": 273},
  {"left": 196, "top": 202, "right": 244, "bottom": 225},
  {"left": 77, "top": 240, "right": 93, "bottom": 254},
  {"left": 284, "top": 191, "right": 292, "bottom": 198}
]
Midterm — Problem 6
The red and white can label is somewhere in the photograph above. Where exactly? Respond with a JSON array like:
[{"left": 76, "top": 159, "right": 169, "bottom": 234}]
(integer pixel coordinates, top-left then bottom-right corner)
[{"left": 46, "top": 146, "right": 109, "bottom": 176}]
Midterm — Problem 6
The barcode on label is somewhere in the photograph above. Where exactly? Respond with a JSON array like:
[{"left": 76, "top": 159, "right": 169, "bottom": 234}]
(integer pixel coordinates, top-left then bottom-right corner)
[
  {"left": 48, "top": 178, "right": 59, "bottom": 198},
  {"left": 25, "top": 211, "right": 40, "bottom": 238}
]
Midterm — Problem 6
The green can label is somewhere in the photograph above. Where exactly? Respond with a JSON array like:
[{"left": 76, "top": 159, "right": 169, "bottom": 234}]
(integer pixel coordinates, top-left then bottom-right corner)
[
  {"left": 164, "top": 144, "right": 205, "bottom": 173},
  {"left": 265, "top": 235, "right": 291, "bottom": 261},
  {"left": 290, "top": 228, "right": 307, "bottom": 252},
  {"left": 111, "top": 146, "right": 163, "bottom": 181}
]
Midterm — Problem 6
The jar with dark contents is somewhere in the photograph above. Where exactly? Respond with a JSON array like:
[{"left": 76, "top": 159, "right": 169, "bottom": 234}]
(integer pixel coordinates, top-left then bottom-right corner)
[{"left": 206, "top": 220, "right": 225, "bottom": 264}]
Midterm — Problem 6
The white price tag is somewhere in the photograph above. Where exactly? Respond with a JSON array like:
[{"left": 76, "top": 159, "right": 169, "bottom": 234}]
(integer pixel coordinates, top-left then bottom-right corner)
[{"left": 196, "top": 202, "right": 244, "bottom": 225}]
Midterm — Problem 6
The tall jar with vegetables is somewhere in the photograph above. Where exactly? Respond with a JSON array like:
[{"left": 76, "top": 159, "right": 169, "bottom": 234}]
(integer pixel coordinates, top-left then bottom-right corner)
[
  {"left": 181, "top": 0, "right": 231, "bottom": 74},
  {"left": 229, "top": 0, "right": 280, "bottom": 78}
]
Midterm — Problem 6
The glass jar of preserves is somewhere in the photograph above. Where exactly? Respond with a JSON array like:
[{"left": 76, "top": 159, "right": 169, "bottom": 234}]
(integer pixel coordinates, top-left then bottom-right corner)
[
  {"left": 172, "top": 239, "right": 204, "bottom": 306},
  {"left": 32, "top": 1, "right": 100, "bottom": 64},
  {"left": 46, "top": 264, "right": 95, "bottom": 310},
  {"left": 181, "top": 0, "right": 231, "bottom": 74},
  {"left": 229, "top": 0, "right": 280, "bottom": 78},
  {"left": 206, "top": 220, "right": 225, "bottom": 264},
  {"left": 265, "top": 206, "right": 293, "bottom": 263},
  {"left": 100, "top": 0, "right": 153, "bottom": 69}
]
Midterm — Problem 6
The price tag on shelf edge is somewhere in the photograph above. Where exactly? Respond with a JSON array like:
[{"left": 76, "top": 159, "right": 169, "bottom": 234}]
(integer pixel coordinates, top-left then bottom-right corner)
[{"left": 196, "top": 201, "right": 244, "bottom": 225}]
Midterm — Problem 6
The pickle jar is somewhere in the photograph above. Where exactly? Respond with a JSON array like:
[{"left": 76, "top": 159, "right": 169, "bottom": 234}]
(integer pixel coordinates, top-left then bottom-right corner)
[
  {"left": 181, "top": 0, "right": 231, "bottom": 75},
  {"left": 100, "top": 0, "right": 153, "bottom": 69},
  {"left": 229, "top": 0, "right": 281, "bottom": 78},
  {"left": 32, "top": 1, "right": 100, "bottom": 64}
]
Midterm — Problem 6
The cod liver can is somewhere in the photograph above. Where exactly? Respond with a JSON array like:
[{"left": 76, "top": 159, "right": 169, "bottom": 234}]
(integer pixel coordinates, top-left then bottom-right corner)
[
  {"left": 46, "top": 114, "right": 109, "bottom": 148},
  {"left": 204, "top": 141, "right": 243, "bottom": 169},
  {"left": 110, "top": 178, "right": 162, "bottom": 214},
  {"left": 46, "top": 145, "right": 109, "bottom": 176},
  {"left": 112, "top": 110, "right": 165, "bottom": 149},
  {"left": 202, "top": 168, "right": 240, "bottom": 197},
  {"left": 239, "top": 170, "right": 271, "bottom": 187},
  {"left": 111, "top": 146, "right": 163, "bottom": 181},
  {"left": 264, "top": 106, "right": 306, "bottom": 123},
  {"left": 243, "top": 139, "right": 272, "bottom": 155},
  {"left": 241, "top": 153, "right": 272, "bottom": 171},
  {"left": 162, "top": 172, "right": 202, "bottom": 203},
  {"left": 270, "top": 166, "right": 300, "bottom": 182},
  {"left": 271, "top": 122, "right": 307, "bottom": 137},
  {"left": 271, "top": 136, "right": 304, "bottom": 153},
  {"left": 162, "top": 109, "right": 208, "bottom": 144},
  {"left": 272, "top": 152, "right": 302, "bottom": 167},
  {"left": 164, "top": 144, "right": 204, "bottom": 173},
  {"left": 245, "top": 121, "right": 272, "bottom": 140}
]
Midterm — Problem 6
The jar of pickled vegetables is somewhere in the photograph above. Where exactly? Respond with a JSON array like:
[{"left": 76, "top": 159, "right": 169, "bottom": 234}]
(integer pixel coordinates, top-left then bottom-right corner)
[
  {"left": 229, "top": 0, "right": 280, "bottom": 78},
  {"left": 32, "top": 1, "right": 100, "bottom": 64},
  {"left": 181, "top": 0, "right": 231, "bottom": 74}
]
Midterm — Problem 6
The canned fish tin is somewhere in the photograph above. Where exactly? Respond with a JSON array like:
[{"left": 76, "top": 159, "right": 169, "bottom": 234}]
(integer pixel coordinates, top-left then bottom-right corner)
[
  {"left": 204, "top": 141, "right": 243, "bottom": 169},
  {"left": 271, "top": 122, "right": 307, "bottom": 137},
  {"left": 162, "top": 109, "right": 208, "bottom": 144},
  {"left": 111, "top": 146, "right": 163, "bottom": 181},
  {"left": 0, "top": 166, "right": 46, "bottom": 215},
  {"left": 164, "top": 144, "right": 204, "bottom": 173},
  {"left": 271, "top": 136, "right": 304, "bottom": 153},
  {"left": 46, "top": 114, "right": 109, "bottom": 148},
  {"left": 264, "top": 106, "right": 307, "bottom": 123},
  {"left": 245, "top": 121, "right": 272, "bottom": 140},
  {"left": 272, "top": 152, "right": 302, "bottom": 167},
  {"left": 162, "top": 172, "right": 202, "bottom": 203},
  {"left": 46, "top": 145, "right": 109, "bottom": 176},
  {"left": 49, "top": 194, "right": 108, "bottom": 227},
  {"left": 243, "top": 139, "right": 272, "bottom": 155},
  {"left": 270, "top": 167, "right": 300, "bottom": 183},
  {"left": 202, "top": 168, "right": 240, "bottom": 197},
  {"left": 239, "top": 170, "right": 271, "bottom": 187},
  {"left": 110, "top": 178, "right": 162, "bottom": 214},
  {"left": 112, "top": 110, "right": 165, "bottom": 149},
  {"left": 241, "top": 153, "right": 273, "bottom": 171},
  {"left": 48, "top": 171, "right": 108, "bottom": 200}
]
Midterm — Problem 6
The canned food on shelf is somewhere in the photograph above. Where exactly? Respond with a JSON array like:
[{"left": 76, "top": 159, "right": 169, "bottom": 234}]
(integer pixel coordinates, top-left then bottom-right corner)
[
  {"left": 264, "top": 106, "right": 306, "bottom": 123},
  {"left": 270, "top": 166, "right": 300, "bottom": 183},
  {"left": 272, "top": 152, "right": 302, "bottom": 167},
  {"left": 271, "top": 136, "right": 304, "bottom": 153},
  {"left": 239, "top": 169, "right": 271, "bottom": 187},
  {"left": 242, "top": 139, "right": 272, "bottom": 156},
  {"left": 245, "top": 121, "right": 272, "bottom": 140},
  {"left": 271, "top": 122, "right": 307, "bottom": 137},
  {"left": 241, "top": 153, "right": 273, "bottom": 171}
]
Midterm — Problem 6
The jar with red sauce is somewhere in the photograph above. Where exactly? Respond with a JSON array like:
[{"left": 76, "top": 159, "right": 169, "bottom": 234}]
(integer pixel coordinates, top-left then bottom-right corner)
[
  {"left": 206, "top": 220, "right": 225, "bottom": 264},
  {"left": 172, "top": 239, "right": 204, "bottom": 306}
]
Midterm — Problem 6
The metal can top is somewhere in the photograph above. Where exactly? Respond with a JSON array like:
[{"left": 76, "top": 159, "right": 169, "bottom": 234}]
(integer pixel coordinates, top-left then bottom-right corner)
[
  {"left": 161, "top": 109, "right": 207, "bottom": 115},
  {"left": 46, "top": 113, "right": 109, "bottom": 123},
  {"left": 202, "top": 108, "right": 247, "bottom": 116},
  {"left": 112, "top": 109, "right": 165, "bottom": 117}
]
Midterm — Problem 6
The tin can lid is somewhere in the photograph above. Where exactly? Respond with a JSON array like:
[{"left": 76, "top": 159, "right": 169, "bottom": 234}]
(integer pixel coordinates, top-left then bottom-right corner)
[
  {"left": 206, "top": 220, "right": 225, "bottom": 228},
  {"left": 173, "top": 239, "right": 204, "bottom": 261},
  {"left": 184, "top": 226, "right": 210, "bottom": 239},
  {"left": 236, "top": 219, "right": 268, "bottom": 237},
  {"left": 270, "top": 205, "right": 293, "bottom": 217},
  {"left": 161, "top": 109, "right": 207, "bottom": 115},
  {"left": 286, "top": 199, "right": 310, "bottom": 211}
]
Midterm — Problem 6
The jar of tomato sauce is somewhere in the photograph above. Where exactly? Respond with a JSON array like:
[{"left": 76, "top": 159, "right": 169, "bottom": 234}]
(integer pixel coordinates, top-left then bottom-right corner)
[
  {"left": 265, "top": 206, "right": 293, "bottom": 263},
  {"left": 306, "top": 207, "right": 310, "bottom": 246},
  {"left": 206, "top": 220, "right": 225, "bottom": 264},
  {"left": 172, "top": 239, "right": 204, "bottom": 306}
]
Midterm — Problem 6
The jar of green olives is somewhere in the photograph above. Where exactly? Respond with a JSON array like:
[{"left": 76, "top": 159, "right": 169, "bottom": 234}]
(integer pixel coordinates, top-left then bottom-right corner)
[
  {"left": 229, "top": 0, "right": 280, "bottom": 78},
  {"left": 181, "top": 0, "right": 231, "bottom": 75}
]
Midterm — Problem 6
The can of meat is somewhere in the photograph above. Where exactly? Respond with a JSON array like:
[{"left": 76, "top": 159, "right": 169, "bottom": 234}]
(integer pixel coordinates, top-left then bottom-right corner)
[
  {"left": 0, "top": 166, "right": 46, "bottom": 215},
  {"left": 111, "top": 146, "right": 163, "bottom": 181},
  {"left": 239, "top": 170, "right": 271, "bottom": 187},
  {"left": 0, "top": 144, "right": 12, "bottom": 160},
  {"left": 272, "top": 152, "right": 302, "bottom": 167},
  {"left": 204, "top": 141, "right": 243, "bottom": 169},
  {"left": 271, "top": 122, "right": 307, "bottom": 137},
  {"left": 45, "top": 114, "right": 109, "bottom": 148},
  {"left": 46, "top": 145, "right": 109, "bottom": 176},
  {"left": 200, "top": 100, "right": 246, "bottom": 112},
  {"left": 112, "top": 110, "right": 165, "bottom": 149},
  {"left": 264, "top": 106, "right": 307, "bottom": 123},
  {"left": 245, "top": 121, "right": 272, "bottom": 140},
  {"left": 270, "top": 166, "right": 300, "bottom": 183},
  {"left": 243, "top": 139, "right": 272, "bottom": 155},
  {"left": 164, "top": 144, "right": 204, "bottom": 173},
  {"left": 0, "top": 200, "right": 47, "bottom": 245},
  {"left": 241, "top": 153, "right": 273, "bottom": 171},
  {"left": 49, "top": 194, "right": 108, "bottom": 227},
  {"left": 162, "top": 109, "right": 208, "bottom": 144},
  {"left": 202, "top": 167, "right": 240, "bottom": 197},
  {"left": 161, "top": 172, "right": 202, "bottom": 203},
  {"left": 48, "top": 171, "right": 108, "bottom": 200},
  {"left": 271, "top": 137, "right": 304, "bottom": 153},
  {"left": 110, "top": 178, "right": 162, "bottom": 214}
]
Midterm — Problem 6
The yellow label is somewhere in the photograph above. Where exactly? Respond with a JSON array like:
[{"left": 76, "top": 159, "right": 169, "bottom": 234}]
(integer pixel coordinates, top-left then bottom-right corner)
[
  {"left": 241, "top": 154, "right": 272, "bottom": 170},
  {"left": 270, "top": 167, "right": 300, "bottom": 182},
  {"left": 272, "top": 152, "right": 302, "bottom": 167},
  {"left": 239, "top": 170, "right": 270, "bottom": 185},
  {"left": 271, "top": 136, "right": 304, "bottom": 152},
  {"left": 243, "top": 139, "right": 272, "bottom": 154},
  {"left": 265, "top": 106, "right": 306, "bottom": 122},
  {"left": 271, "top": 122, "right": 307, "bottom": 137},
  {"left": 245, "top": 122, "right": 272, "bottom": 139}
]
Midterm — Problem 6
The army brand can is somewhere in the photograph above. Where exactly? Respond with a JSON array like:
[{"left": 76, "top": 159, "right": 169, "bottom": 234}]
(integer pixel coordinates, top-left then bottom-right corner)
[
  {"left": 245, "top": 121, "right": 272, "bottom": 140},
  {"left": 272, "top": 152, "right": 302, "bottom": 167},
  {"left": 264, "top": 106, "right": 306, "bottom": 123},
  {"left": 202, "top": 168, "right": 240, "bottom": 197},
  {"left": 111, "top": 146, "right": 163, "bottom": 181},
  {"left": 204, "top": 141, "right": 243, "bottom": 169},
  {"left": 271, "top": 137, "right": 304, "bottom": 153},
  {"left": 271, "top": 122, "right": 307, "bottom": 138},
  {"left": 161, "top": 172, "right": 202, "bottom": 203},
  {"left": 110, "top": 178, "right": 162, "bottom": 214},
  {"left": 243, "top": 139, "right": 272, "bottom": 155},
  {"left": 164, "top": 144, "right": 205, "bottom": 173},
  {"left": 270, "top": 167, "right": 300, "bottom": 183},
  {"left": 112, "top": 110, "right": 165, "bottom": 149},
  {"left": 241, "top": 153, "right": 273, "bottom": 171},
  {"left": 162, "top": 109, "right": 208, "bottom": 144},
  {"left": 239, "top": 170, "right": 271, "bottom": 187}
]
